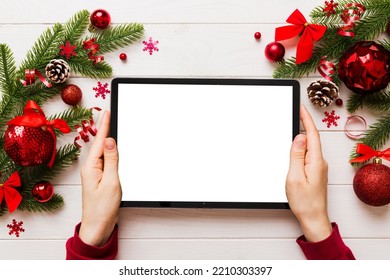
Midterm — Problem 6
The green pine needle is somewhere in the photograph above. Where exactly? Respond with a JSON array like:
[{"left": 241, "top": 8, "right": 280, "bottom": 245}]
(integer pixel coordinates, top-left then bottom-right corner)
[
  {"left": 347, "top": 90, "right": 390, "bottom": 113},
  {"left": 17, "top": 194, "right": 64, "bottom": 213},
  {"left": 49, "top": 106, "right": 93, "bottom": 134},
  {"left": 63, "top": 10, "right": 90, "bottom": 43},
  {"left": 0, "top": 44, "right": 17, "bottom": 96},
  {"left": 68, "top": 55, "right": 113, "bottom": 78}
]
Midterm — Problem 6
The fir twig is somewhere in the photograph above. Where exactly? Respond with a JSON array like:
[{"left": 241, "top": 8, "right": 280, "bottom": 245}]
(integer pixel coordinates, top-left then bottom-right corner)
[
  {"left": 0, "top": 44, "right": 16, "bottom": 96},
  {"left": 91, "top": 23, "right": 145, "bottom": 53},
  {"left": 49, "top": 106, "right": 93, "bottom": 135},
  {"left": 63, "top": 10, "right": 90, "bottom": 43},
  {"left": 347, "top": 90, "right": 390, "bottom": 113},
  {"left": 17, "top": 194, "right": 64, "bottom": 213},
  {"left": 68, "top": 55, "right": 112, "bottom": 78}
]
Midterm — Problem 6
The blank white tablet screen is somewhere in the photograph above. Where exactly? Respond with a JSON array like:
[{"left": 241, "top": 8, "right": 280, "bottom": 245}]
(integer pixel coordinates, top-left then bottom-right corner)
[{"left": 117, "top": 83, "right": 293, "bottom": 203}]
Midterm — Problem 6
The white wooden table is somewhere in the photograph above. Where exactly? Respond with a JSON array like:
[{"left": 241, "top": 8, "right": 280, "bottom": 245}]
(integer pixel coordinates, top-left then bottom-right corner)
[{"left": 0, "top": 0, "right": 389, "bottom": 260}]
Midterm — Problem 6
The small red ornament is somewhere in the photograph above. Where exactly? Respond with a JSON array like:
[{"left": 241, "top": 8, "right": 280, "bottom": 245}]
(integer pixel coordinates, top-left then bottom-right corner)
[
  {"left": 254, "top": 32, "right": 261, "bottom": 40},
  {"left": 335, "top": 98, "right": 343, "bottom": 106},
  {"left": 89, "top": 9, "right": 111, "bottom": 30},
  {"left": 3, "top": 100, "right": 71, "bottom": 167},
  {"left": 119, "top": 53, "right": 127, "bottom": 60},
  {"left": 265, "top": 42, "right": 285, "bottom": 62},
  {"left": 353, "top": 158, "right": 390, "bottom": 207},
  {"left": 338, "top": 41, "right": 390, "bottom": 94},
  {"left": 32, "top": 181, "right": 54, "bottom": 203},
  {"left": 61, "top": 84, "right": 83, "bottom": 106}
]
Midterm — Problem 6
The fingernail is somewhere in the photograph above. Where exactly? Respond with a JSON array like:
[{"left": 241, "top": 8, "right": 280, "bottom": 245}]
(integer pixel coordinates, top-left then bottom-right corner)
[
  {"left": 294, "top": 135, "right": 305, "bottom": 147},
  {"left": 105, "top": 138, "right": 116, "bottom": 150}
]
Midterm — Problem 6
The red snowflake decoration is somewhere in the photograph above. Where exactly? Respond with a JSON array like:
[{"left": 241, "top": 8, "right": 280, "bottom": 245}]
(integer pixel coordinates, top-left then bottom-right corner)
[
  {"left": 93, "top": 82, "right": 110, "bottom": 99},
  {"left": 59, "top": 41, "right": 77, "bottom": 60},
  {"left": 143, "top": 37, "right": 159, "bottom": 55},
  {"left": 322, "top": 110, "right": 340, "bottom": 128},
  {"left": 324, "top": 0, "right": 338, "bottom": 17},
  {"left": 7, "top": 219, "right": 25, "bottom": 237}
]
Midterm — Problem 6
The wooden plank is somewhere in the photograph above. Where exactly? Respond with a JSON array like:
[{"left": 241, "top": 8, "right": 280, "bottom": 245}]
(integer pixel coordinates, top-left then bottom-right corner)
[
  {"left": 0, "top": 0, "right": 324, "bottom": 24},
  {"left": 0, "top": 239, "right": 389, "bottom": 260},
  {"left": 0, "top": 186, "right": 389, "bottom": 240}
]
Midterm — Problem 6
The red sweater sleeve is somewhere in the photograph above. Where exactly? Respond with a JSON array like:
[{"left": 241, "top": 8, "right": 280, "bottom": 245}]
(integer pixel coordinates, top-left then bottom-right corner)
[
  {"left": 66, "top": 223, "right": 118, "bottom": 260},
  {"left": 297, "top": 222, "right": 355, "bottom": 260}
]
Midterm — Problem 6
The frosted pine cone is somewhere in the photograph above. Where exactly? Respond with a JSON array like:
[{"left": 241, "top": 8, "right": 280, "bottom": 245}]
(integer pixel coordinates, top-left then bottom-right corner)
[
  {"left": 45, "top": 59, "right": 70, "bottom": 83},
  {"left": 307, "top": 80, "right": 339, "bottom": 107}
]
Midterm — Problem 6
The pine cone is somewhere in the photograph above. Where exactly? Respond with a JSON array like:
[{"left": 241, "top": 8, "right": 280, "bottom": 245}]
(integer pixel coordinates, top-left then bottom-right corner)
[
  {"left": 45, "top": 59, "right": 70, "bottom": 83},
  {"left": 307, "top": 80, "right": 339, "bottom": 107}
]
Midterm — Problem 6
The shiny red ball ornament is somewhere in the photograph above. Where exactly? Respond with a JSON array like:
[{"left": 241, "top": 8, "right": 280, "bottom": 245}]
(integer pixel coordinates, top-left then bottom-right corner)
[
  {"left": 254, "top": 32, "right": 261, "bottom": 40},
  {"left": 119, "top": 53, "right": 127, "bottom": 60},
  {"left": 335, "top": 98, "right": 343, "bottom": 106},
  {"left": 338, "top": 41, "right": 390, "bottom": 94},
  {"left": 353, "top": 158, "right": 390, "bottom": 206},
  {"left": 4, "top": 125, "right": 55, "bottom": 166},
  {"left": 61, "top": 84, "right": 83, "bottom": 106},
  {"left": 90, "top": 9, "right": 111, "bottom": 30},
  {"left": 265, "top": 42, "right": 285, "bottom": 62},
  {"left": 32, "top": 181, "right": 54, "bottom": 203}
]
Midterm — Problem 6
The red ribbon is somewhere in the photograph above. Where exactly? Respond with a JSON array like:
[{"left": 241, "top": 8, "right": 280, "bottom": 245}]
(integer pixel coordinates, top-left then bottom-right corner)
[
  {"left": 0, "top": 172, "right": 22, "bottom": 213},
  {"left": 7, "top": 100, "right": 71, "bottom": 167},
  {"left": 20, "top": 69, "right": 52, "bottom": 88},
  {"left": 337, "top": 3, "right": 365, "bottom": 37},
  {"left": 83, "top": 38, "right": 104, "bottom": 64},
  {"left": 350, "top": 144, "right": 390, "bottom": 163},
  {"left": 275, "top": 9, "right": 327, "bottom": 64},
  {"left": 74, "top": 107, "right": 101, "bottom": 148},
  {"left": 317, "top": 56, "right": 336, "bottom": 81}
]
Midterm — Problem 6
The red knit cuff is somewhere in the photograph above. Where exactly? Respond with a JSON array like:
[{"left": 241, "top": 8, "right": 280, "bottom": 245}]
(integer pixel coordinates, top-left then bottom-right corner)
[
  {"left": 66, "top": 222, "right": 118, "bottom": 260},
  {"left": 296, "top": 222, "right": 355, "bottom": 260}
]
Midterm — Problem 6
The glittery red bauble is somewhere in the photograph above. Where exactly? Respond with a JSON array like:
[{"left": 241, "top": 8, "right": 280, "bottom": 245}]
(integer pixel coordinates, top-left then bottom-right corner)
[
  {"left": 32, "top": 181, "right": 54, "bottom": 202},
  {"left": 90, "top": 9, "right": 111, "bottom": 30},
  {"left": 4, "top": 125, "right": 55, "bottom": 166},
  {"left": 353, "top": 161, "right": 390, "bottom": 206},
  {"left": 265, "top": 42, "right": 285, "bottom": 62},
  {"left": 61, "top": 84, "right": 83, "bottom": 106},
  {"left": 338, "top": 41, "right": 390, "bottom": 94}
]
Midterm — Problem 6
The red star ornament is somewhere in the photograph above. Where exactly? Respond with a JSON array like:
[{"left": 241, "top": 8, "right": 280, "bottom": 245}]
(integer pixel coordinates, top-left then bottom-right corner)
[{"left": 59, "top": 41, "right": 77, "bottom": 60}]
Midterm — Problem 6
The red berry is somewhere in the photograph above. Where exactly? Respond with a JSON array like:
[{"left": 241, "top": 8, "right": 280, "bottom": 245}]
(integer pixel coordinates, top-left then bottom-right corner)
[
  {"left": 119, "top": 53, "right": 127, "bottom": 60},
  {"left": 254, "top": 32, "right": 261, "bottom": 40},
  {"left": 335, "top": 98, "right": 343, "bottom": 106}
]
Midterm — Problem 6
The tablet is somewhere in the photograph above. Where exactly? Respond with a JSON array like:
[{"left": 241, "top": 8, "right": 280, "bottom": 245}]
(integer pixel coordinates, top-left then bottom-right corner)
[{"left": 111, "top": 78, "right": 300, "bottom": 209}]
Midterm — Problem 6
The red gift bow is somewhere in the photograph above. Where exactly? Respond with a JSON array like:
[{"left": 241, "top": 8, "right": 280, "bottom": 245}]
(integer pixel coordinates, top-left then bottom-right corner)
[
  {"left": 275, "top": 9, "right": 327, "bottom": 64},
  {"left": 83, "top": 38, "right": 104, "bottom": 64},
  {"left": 350, "top": 144, "right": 390, "bottom": 163},
  {"left": 0, "top": 172, "right": 22, "bottom": 213},
  {"left": 7, "top": 100, "right": 71, "bottom": 167}
]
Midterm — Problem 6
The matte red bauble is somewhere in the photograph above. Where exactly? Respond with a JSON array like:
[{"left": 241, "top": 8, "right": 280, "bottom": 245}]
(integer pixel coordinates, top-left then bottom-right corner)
[
  {"left": 61, "top": 84, "right": 83, "bottom": 106},
  {"left": 90, "top": 9, "right": 111, "bottom": 30},
  {"left": 338, "top": 41, "right": 390, "bottom": 94},
  {"left": 4, "top": 125, "right": 55, "bottom": 166},
  {"left": 265, "top": 42, "right": 285, "bottom": 62},
  {"left": 32, "top": 181, "right": 54, "bottom": 202},
  {"left": 353, "top": 159, "right": 390, "bottom": 206}
]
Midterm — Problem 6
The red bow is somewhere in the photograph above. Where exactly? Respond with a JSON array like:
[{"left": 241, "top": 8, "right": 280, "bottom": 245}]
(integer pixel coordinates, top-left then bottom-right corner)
[
  {"left": 350, "top": 144, "right": 390, "bottom": 163},
  {"left": 275, "top": 9, "right": 327, "bottom": 64},
  {"left": 0, "top": 172, "right": 22, "bottom": 213},
  {"left": 7, "top": 100, "right": 71, "bottom": 167}
]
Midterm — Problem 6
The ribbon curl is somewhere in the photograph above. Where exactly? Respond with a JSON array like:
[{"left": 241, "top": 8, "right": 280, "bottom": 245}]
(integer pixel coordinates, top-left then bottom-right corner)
[
  {"left": 74, "top": 107, "right": 101, "bottom": 148},
  {"left": 0, "top": 172, "right": 22, "bottom": 213},
  {"left": 7, "top": 100, "right": 71, "bottom": 167},
  {"left": 317, "top": 56, "right": 336, "bottom": 81},
  {"left": 275, "top": 9, "right": 327, "bottom": 64},
  {"left": 20, "top": 69, "right": 52, "bottom": 88},
  {"left": 350, "top": 144, "right": 390, "bottom": 163},
  {"left": 83, "top": 38, "right": 104, "bottom": 64},
  {"left": 337, "top": 3, "right": 365, "bottom": 37}
]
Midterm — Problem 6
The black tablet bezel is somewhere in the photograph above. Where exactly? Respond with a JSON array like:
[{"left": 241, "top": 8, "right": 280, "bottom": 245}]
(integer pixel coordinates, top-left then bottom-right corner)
[{"left": 111, "top": 78, "right": 300, "bottom": 209}]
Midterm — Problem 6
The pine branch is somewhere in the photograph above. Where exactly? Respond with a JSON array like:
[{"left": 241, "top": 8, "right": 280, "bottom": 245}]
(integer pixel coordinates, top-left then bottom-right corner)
[
  {"left": 0, "top": 44, "right": 17, "bottom": 96},
  {"left": 68, "top": 54, "right": 112, "bottom": 78},
  {"left": 17, "top": 194, "right": 64, "bottom": 213},
  {"left": 350, "top": 113, "right": 390, "bottom": 162},
  {"left": 63, "top": 10, "right": 90, "bottom": 43},
  {"left": 18, "top": 23, "right": 65, "bottom": 76},
  {"left": 49, "top": 106, "right": 93, "bottom": 135},
  {"left": 347, "top": 90, "right": 390, "bottom": 113},
  {"left": 90, "top": 23, "right": 145, "bottom": 54}
]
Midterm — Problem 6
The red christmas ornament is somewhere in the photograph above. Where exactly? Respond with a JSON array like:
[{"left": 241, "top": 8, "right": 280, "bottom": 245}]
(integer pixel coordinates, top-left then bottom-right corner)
[
  {"left": 338, "top": 41, "right": 390, "bottom": 94},
  {"left": 119, "top": 53, "right": 127, "bottom": 60},
  {"left": 32, "top": 181, "right": 54, "bottom": 202},
  {"left": 254, "top": 32, "right": 261, "bottom": 40},
  {"left": 265, "top": 42, "right": 285, "bottom": 62},
  {"left": 61, "top": 84, "right": 83, "bottom": 106},
  {"left": 335, "top": 98, "right": 343, "bottom": 106},
  {"left": 89, "top": 9, "right": 111, "bottom": 30},
  {"left": 3, "top": 100, "right": 71, "bottom": 167},
  {"left": 353, "top": 159, "right": 390, "bottom": 206}
]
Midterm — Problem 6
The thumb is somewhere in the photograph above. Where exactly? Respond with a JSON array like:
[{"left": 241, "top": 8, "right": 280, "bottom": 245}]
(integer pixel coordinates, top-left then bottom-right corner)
[
  {"left": 101, "top": 138, "right": 119, "bottom": 182},
  {"left": 287, "top": 134, "right": 307, "bottom": 181}
]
